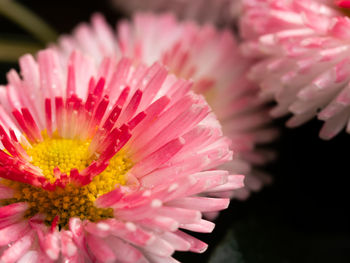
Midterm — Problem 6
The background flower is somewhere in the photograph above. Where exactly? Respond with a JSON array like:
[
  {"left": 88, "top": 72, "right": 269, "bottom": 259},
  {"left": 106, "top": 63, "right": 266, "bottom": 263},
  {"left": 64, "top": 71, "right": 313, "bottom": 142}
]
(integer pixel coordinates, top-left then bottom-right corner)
[
  {"left": 240, "top": 0, "right": 350, "bottom": 139},
  {"left": 110, "top": 0, "right": 241, "bottom": 27}
]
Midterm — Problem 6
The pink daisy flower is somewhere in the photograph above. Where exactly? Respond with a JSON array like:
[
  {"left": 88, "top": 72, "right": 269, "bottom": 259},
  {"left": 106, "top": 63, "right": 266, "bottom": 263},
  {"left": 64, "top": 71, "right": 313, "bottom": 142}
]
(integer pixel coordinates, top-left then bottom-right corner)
[
  {"left": 240, "top": 0, "right": 350, "bottom": 139},
  {"left": 110, "top": 0, "right": 241, "bottom": 26},
  {"left": 54, "top": 13, "right": 277, "bottom": 200},
  {"left": 0, "top": 48, "right": 243, "bottom": 262}
]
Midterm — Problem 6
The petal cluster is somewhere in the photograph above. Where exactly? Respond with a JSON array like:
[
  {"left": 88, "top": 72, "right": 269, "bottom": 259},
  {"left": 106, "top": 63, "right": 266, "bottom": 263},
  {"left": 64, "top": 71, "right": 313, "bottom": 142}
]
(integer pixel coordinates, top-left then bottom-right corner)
[
  {"left": 54, "top": 13, "right": 276, "bottom": 200},
  {"left": 0, "top": 49, "right": 243, "bottom": 262},
  {"left": 240, "top": 0, "right": 350, "bottom": 139}
]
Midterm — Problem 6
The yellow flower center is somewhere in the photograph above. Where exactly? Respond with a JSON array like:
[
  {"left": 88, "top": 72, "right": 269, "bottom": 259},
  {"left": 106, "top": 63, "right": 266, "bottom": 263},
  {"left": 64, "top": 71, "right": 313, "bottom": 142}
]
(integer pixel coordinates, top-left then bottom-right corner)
[
  {"left": 27, "top": 137, "right": 91, "bottom": 182},
  {"left": 1, "top": 133, "right": 132, "bottom": 229}
]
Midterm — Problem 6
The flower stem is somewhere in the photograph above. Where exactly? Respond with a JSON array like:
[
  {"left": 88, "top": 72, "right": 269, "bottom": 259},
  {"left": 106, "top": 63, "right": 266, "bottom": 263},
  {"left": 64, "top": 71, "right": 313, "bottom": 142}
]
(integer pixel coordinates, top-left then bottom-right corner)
[
  {"left": 0, "top": 0, "right": 58, "bottom": 44},
  {"left": 0, "top": 39, "right": 42, "bottom": 62}
]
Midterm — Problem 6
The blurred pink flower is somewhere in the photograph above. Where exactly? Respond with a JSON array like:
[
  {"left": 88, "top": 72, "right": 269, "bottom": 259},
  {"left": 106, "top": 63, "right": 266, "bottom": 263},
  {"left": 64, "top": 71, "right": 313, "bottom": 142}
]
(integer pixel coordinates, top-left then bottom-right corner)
[
  {"left": 240, "top": 0, "right": 350, "bottom": 139},
  {"left": 111, "top": 0, "right": 241, "bottom": 26},
  {"left": 0, "top": 48, "right": 243, "bottom": 262},
  {"left": 54, "top": 13, "right": 277, "bottom": 200}
]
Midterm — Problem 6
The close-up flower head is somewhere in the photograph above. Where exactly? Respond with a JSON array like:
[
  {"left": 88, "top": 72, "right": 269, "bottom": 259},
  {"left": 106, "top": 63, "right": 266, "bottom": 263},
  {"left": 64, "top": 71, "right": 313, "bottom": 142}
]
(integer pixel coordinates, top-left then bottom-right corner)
[{"left": 0, "top": 48, "right": 243, "bottom": 262}]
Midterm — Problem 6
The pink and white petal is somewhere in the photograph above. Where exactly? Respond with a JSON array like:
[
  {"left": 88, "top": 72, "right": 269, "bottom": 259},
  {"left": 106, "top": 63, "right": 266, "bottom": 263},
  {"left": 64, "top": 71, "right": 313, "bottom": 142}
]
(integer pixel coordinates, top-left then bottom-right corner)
[
  {"left": 0, "top": 231, "right": 35, "bottom": 263},
  {"left": 104, "top": 236, "right": 149, "bottom": 263},
  {"left": 86, "top": 234, "right": 117, "bottom": 263},
  {"left": 0, "top": 221, "right": 30, "bottom": 246},
  {"left": 173, "top": 230, "right": 208, "bottom": 253}
]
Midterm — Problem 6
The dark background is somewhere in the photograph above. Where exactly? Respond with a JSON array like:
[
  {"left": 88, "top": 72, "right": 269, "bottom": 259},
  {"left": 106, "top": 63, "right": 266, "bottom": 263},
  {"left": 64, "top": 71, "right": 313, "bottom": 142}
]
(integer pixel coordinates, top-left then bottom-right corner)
[{"left": 0, "top": 1, "right": 349, "bottom": 262}]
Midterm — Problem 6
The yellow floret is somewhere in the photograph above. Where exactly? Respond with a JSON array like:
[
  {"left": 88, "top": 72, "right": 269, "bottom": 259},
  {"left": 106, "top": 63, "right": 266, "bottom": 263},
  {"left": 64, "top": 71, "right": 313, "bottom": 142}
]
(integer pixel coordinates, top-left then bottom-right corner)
[{"left": 2, "top": 133, "right": 132, "bottom": 229}]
